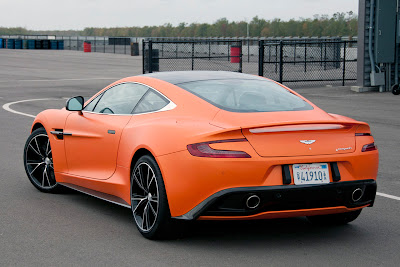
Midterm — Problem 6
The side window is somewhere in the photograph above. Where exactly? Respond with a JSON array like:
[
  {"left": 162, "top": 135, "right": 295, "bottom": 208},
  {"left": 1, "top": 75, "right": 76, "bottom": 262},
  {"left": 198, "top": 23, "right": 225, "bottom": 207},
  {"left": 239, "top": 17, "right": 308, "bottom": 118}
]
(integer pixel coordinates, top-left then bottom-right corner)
[
  {"left": 133, "top": 90, "right": 169, "bottom": 114},
  {"left": 93, "top": 83, "right": 148, "bottom": 114},
  {"left": 83, "top": 94, "right": 102, "bottom": 111}
]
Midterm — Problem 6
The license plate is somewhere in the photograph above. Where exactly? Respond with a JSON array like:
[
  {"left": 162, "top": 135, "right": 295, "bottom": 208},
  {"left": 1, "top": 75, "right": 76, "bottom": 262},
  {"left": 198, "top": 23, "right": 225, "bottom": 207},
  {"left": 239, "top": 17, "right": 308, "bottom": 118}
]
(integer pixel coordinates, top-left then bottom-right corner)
[{"left": 293, "top": 163, "right": 330, "bottom": 185}]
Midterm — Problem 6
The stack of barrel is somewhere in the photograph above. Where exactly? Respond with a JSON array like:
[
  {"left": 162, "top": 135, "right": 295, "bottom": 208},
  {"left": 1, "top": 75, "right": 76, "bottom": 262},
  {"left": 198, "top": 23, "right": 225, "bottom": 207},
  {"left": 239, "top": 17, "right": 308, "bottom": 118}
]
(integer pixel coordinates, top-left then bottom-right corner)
[{"left": 0, "top": 38, "right": 64, "bottom": 50}]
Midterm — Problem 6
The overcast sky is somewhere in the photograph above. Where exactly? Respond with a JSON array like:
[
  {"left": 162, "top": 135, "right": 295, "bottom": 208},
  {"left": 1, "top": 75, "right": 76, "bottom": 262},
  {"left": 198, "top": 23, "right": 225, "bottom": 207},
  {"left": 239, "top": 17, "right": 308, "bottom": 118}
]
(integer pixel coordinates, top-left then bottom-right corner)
[{"left": 1, "top": 0, "right": 359, "bottom": 30}]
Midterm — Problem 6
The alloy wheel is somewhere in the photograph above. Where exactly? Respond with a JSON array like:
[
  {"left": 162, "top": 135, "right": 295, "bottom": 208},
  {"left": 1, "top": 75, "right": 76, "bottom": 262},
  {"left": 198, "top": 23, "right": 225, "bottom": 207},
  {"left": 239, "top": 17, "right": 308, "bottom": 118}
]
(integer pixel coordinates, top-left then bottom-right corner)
[
  {"left": 24, "top": 133, "right": 57, "bottom": 189},
  {"left": 131, "top": 162, "right": 159, "bottom": 232}
]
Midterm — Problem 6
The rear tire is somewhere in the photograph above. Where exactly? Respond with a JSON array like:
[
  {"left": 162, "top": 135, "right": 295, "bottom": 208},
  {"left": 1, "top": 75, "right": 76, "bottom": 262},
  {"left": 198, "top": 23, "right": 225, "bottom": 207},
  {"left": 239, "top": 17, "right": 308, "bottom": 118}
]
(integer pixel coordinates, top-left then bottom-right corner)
[
  {"left": 307, "top": 209, "right": 362, "bottom": 225},
  {"left": 130, "top": 155, "right": 184, "bottom": 239}
]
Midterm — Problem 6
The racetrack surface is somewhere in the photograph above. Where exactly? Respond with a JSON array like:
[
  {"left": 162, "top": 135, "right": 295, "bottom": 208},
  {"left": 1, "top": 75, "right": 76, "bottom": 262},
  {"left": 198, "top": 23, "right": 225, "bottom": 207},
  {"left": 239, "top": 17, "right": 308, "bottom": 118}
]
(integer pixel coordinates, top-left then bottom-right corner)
[{"left": 0, "top": 50, "right": 399, "bottom": 266}]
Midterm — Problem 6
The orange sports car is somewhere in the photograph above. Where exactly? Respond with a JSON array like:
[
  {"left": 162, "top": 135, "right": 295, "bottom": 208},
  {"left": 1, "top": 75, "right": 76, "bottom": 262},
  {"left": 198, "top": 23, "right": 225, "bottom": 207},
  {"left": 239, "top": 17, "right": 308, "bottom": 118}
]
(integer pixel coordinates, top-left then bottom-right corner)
[{"left": 23, "top": 71, "right": 379, "bottom": 239}]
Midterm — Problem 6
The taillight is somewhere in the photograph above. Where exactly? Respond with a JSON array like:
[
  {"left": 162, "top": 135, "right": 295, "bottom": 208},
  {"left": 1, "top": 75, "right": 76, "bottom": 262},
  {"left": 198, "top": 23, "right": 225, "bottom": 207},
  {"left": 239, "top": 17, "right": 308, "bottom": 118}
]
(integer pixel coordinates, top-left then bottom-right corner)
[
  {"left": 187, "top": 139, "right": 251, "bottom": 158},
  {"left": 362, "top": 142, "right": 377, "bottom": 152}
]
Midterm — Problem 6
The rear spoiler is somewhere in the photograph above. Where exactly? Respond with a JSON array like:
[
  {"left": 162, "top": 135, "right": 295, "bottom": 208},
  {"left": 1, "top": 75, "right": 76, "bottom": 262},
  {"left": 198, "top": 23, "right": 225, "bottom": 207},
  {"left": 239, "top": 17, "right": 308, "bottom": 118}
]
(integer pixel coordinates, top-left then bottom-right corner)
[{"left": 210, "top": 119, "right": 367, "bottom": 132}]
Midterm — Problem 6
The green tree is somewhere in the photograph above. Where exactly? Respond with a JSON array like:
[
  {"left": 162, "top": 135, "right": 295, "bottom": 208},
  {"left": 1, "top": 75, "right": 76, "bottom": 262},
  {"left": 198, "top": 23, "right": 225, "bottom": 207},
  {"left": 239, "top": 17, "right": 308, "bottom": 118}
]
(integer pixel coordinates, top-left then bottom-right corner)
[{"left": 1, "top": 12, "right": 359, "bottom": 38}]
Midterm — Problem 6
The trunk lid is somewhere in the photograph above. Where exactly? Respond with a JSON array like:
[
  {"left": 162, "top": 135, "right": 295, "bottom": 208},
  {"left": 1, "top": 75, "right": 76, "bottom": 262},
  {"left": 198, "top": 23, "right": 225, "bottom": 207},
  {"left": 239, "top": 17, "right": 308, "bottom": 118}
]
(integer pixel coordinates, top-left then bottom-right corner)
[{"left": 211, "top": 109, "right": 364, "bottom": 157}]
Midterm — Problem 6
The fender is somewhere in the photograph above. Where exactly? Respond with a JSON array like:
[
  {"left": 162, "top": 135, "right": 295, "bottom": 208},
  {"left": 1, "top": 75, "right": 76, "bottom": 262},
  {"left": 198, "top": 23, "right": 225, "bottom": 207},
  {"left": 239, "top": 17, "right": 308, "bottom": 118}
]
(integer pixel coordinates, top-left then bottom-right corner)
[{"left": 31, "top": 109, "right": 71, "bottom": 174}]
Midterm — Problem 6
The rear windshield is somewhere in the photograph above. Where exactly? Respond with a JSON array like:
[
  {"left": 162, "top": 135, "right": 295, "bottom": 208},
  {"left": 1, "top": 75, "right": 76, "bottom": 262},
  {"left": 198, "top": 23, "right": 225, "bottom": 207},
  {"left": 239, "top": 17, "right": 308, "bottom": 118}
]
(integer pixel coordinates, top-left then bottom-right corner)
[{"left": 178, "top": 79, "right": 313, "bottom": 113}]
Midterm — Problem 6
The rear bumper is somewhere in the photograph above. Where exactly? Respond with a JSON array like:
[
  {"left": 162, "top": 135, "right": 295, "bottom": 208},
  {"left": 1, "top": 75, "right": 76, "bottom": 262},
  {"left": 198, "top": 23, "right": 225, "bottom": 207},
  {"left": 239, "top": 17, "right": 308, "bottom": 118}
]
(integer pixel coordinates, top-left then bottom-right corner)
[{"left": 173, "top": 179, "right": 376, "bottom": 220}]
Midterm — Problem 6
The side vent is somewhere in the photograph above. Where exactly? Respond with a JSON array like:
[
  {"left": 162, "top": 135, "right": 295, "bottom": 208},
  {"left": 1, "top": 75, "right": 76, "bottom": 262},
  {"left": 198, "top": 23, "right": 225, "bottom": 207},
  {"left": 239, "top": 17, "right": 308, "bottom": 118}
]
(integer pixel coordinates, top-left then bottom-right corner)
[{"left": 51, "top": 129, "right": 65, "bottom": 140}]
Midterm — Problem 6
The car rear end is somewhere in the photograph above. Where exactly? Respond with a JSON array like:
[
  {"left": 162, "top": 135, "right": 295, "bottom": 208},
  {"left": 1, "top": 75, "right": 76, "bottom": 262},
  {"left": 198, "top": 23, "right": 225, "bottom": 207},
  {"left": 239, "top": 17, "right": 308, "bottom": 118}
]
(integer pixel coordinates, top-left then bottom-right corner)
[
  {"left": 192, "top": 117, "right": 377, "bottom": 220},
  {"left": 156, "top": 74, "right": 378, "bottom": 221}
]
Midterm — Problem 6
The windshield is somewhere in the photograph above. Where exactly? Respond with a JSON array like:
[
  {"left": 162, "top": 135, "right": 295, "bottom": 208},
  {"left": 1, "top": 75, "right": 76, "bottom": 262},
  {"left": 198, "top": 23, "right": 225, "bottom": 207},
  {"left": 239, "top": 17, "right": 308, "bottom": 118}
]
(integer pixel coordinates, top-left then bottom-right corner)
[{"left": 178, "top": 79, "right": 314, "bottom": 113}]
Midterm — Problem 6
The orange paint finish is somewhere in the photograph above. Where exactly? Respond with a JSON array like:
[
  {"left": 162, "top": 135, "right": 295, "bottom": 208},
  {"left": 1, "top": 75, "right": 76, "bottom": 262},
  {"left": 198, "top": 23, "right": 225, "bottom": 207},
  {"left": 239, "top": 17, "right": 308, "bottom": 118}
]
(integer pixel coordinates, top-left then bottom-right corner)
[
  {"left": 31, "top": 109, "right": 71, "bottom": 173},
  {"left": 64, "top": 112, "right": 132, "bottom": 179},
  {"left": 29, "top": 73, "right": 379, "bottom": 222},
  {"left": 157, "top": 147, "right": 378, "bottom": 217},
  {"left": 56, "top": 165, "right": 131, "bottom": 204},
  {"left": 116, "top": 108, "right": 221, "bottom": 167},
  {"left": 242, "top": 126, "right": 357, "bottom": 157}
]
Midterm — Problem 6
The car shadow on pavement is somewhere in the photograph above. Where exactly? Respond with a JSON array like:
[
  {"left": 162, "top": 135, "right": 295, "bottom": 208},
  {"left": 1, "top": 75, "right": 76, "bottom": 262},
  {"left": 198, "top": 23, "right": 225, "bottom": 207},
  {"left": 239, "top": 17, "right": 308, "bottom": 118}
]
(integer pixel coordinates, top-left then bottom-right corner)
[
  {"left": 188, "top": 218, "right": 350, "bottom": 239},
  {"left": 58, "top": 189, "right": 368, "bottom": 244}
]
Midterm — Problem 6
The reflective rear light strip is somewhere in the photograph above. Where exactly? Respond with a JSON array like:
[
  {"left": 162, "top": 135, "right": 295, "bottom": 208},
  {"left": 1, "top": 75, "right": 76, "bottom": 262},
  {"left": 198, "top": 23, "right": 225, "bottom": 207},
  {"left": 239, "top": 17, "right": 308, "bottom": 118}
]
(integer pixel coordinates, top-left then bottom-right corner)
[
  {"left": 250, "top": 124, "right": 345, "bottom": 133},
  {"left": 355, "top": 133, "right": 371, "bottom": 136}
]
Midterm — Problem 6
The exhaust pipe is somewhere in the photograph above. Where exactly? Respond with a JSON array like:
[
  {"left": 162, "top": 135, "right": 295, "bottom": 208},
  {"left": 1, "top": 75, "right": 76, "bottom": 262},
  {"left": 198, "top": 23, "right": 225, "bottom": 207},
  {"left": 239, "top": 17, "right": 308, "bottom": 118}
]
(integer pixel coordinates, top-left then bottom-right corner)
[
  {"left": 352, "top": 188, "right": 364, "bottom": 202},
  {"left": 246, "top": 194, "right": 261, "bottom": 209}
]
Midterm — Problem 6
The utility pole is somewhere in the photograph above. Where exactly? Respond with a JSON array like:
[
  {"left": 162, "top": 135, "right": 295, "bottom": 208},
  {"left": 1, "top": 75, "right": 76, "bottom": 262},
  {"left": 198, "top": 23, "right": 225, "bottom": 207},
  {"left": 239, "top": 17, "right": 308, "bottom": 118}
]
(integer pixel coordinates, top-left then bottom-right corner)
[{"left": 245, "top": 17, "right": 250, "bottom": 37}]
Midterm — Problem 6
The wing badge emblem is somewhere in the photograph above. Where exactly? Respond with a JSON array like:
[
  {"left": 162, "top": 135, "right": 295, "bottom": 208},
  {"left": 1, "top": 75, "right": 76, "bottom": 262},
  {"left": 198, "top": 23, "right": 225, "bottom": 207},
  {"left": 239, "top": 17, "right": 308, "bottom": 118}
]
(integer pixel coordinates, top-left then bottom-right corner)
[{"left": 300, "top": 140, "right": 316, "bottom": 145}]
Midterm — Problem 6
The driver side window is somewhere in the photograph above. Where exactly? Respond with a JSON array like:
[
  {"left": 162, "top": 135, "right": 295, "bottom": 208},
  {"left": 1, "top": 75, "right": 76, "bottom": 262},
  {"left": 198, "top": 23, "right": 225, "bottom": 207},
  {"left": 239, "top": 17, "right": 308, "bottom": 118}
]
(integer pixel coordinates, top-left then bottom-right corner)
[{"left": 92, "top": 83, "right": 148, "bottom": 114}]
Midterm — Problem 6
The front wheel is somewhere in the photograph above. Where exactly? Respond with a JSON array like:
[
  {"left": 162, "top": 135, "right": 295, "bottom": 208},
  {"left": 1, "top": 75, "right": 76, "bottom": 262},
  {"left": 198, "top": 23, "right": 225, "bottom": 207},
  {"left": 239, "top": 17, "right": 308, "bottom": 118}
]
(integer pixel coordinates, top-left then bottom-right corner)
[
  {"left": 307, "top": 209, "right": 362, "bottom": 225},
  {"left": 131, "top": 155, "right": 183, "bottom": 239},
  {"left": 23, "top": 127, "right": 62, "bottom": 193}
]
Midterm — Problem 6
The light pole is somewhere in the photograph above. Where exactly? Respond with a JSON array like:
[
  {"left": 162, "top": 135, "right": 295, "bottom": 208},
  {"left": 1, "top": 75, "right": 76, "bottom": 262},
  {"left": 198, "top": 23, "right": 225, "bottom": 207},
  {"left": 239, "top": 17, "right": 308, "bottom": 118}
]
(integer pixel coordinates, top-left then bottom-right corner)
[
  {"left": 244, "top": 18, "right": 250, "bottom": 63},
  {"left": 245, "top": 18, "right": 250, "bottom": 37}
]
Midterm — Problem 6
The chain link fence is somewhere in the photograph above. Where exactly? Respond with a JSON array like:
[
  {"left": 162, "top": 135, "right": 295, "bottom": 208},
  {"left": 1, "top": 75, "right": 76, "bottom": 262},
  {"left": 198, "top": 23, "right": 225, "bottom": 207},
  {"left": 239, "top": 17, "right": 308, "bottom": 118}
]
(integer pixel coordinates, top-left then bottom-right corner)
[
  {"left": 0, "top": 35, "right": 144, "bottom": 55},
  {"left": 61, "top": 36, "right": 144, "bottom": 55},
  {"left": 144, "top": 38, "right": 357, "bottom": 87},
  {"left": 142, "top": 40, "right": 242, "bottom": 73},
  {"left": 1, "top": 34, "right": 357, "bottom": 88},
  {"left": 259, "top": 40, "right": 357, "bottom": 87}
]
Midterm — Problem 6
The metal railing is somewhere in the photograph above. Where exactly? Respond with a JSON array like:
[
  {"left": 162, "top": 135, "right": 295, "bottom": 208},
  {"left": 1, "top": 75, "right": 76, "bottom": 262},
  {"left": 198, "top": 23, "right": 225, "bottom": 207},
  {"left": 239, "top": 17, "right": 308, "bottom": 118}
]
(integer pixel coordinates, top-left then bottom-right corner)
[
  {"left": 61, "top": 36, "right": 144, "bottom": 55},
  {"left": 259, "top": 40, "right": 357, "bottom": 87},
  {"left": 0, "top": 35, "right": 144, "bottom": 55},
  {"left": 1, "top": 34, "right": 357, "bottom": 87},
  {"left": 144, "top": 38, "right": 357, "bottom": 87}
]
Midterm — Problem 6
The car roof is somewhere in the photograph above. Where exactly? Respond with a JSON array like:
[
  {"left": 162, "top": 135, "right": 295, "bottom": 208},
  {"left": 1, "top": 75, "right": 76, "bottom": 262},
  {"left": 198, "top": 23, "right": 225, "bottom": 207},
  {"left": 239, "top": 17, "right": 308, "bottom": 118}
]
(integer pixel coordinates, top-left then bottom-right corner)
[{"left": 139, "top": 71, "right": 267, "bottom": 85}]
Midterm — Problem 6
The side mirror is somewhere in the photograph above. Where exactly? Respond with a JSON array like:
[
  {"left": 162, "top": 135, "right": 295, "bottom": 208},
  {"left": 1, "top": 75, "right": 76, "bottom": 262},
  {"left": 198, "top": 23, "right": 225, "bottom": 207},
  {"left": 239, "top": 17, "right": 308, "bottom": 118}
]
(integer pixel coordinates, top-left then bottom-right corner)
[{"left": 66, "top": 96, "right": 84, "bottom": 112}]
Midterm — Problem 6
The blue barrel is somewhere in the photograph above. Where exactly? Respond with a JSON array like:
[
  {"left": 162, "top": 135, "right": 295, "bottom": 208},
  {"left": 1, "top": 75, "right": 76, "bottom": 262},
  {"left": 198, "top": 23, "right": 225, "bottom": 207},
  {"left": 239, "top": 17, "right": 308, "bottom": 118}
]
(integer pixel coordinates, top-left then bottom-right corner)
[
  {"left": 0, "top": 38, "right": 2, "bottom": 48},
  {"left": 57, "top": 40, "right": 64, "bottom": 50},
  {"left": 50, "top": 40, "right": 58, "bottom": 49},
  {"left": 35, "top": 40, "right": 42, "bottom": 49},
  {"left": 22, "top": 40, "right": 28, "bottom": 49},
  {"left": 7, "top": 39, "right": 15, "bottom": 49},
  {"left": 14, "top": 39, "right": 22, "bottom": 49},
  {"left": 42, "top": 40, "right": 50, "bottom": 49},
  {"left": 28, "top": 40, "right": 35, "bottom": 49}
]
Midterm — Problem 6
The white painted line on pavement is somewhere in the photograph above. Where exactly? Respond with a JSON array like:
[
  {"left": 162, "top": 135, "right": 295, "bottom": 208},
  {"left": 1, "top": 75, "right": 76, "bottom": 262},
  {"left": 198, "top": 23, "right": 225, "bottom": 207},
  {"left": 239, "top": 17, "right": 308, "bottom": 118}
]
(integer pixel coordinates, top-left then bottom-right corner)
[
  {"left": 377, "top": 192, "right": 400, "bottom": 201},
  {"left": 0, "top": 77, "right": 119, "bottom": 83},
  {"left": 2, "top": 98, "right": 56, "bottom": 118}
]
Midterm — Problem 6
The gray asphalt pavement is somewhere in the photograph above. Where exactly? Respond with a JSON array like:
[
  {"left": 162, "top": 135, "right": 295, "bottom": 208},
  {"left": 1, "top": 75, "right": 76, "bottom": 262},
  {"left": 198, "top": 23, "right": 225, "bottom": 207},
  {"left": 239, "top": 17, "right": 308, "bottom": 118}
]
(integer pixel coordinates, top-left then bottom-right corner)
[{"left": 0, "top": 50, "right": 399, "bottom": 266}]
